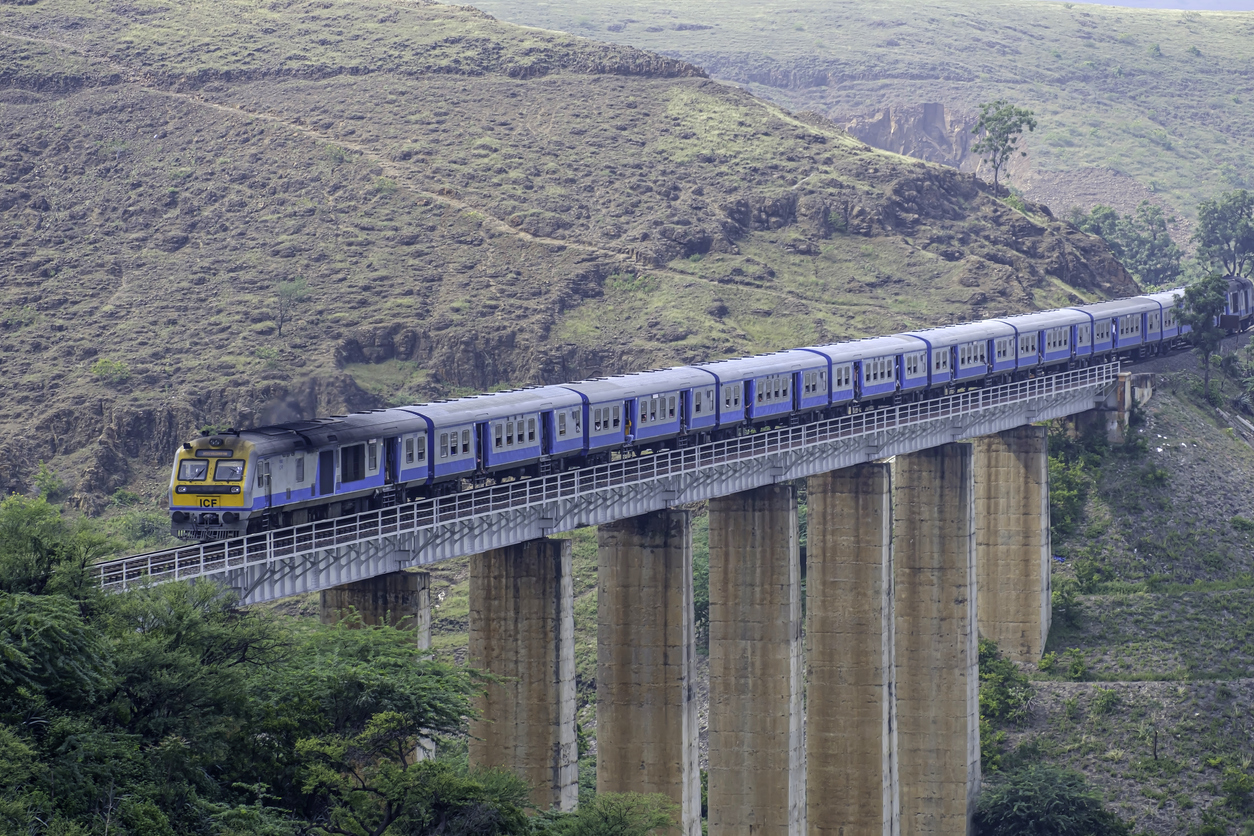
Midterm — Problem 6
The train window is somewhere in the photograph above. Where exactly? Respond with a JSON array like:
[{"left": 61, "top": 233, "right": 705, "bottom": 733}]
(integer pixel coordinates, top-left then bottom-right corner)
[
  {"left": 668, "top": 396, "right": 676, "bottom": 418},
  {"left": 649, "top": 400, "right": 658, "bottom": 421},
  {"left": 529, "top": 419, "right": 536, "bottom": 442},
  {"left": 781, "top": 382, "right": 789, "bottom": 398},
  {"left": 507, "top": 422, "right": 515, "bottom": 446},
  {"left": 757, "top": 384, "right": 765, "bottom": 403},
  {"left": 594, "top": 408, "right": 602, "bottom": 430},
  {"left": 695, "top": 395, "right": 702, "bottom": 414},
  {"left": 495, "top": 425, "right": 503, "bottom": 448},
  {"left": 572, "top": 411, "right": 581, "bottom": 432},
  {"left": 341, "top": 445, "right": 365, "bottom": 482},
  {"left": 559, "top": 413, "right": 567, "bottom": 436},
  {"left": 416, "top": 437, "right": 426, "bottom": 462},
  {"left": 613, "top": 406, "right": 621, "bottom": 428},
  {"left": 461, "top": 430, "right": 470, "bottom": 454},
  {"left": 405, "top": 438, "right": 415, "bottom": 464},
  {"left": 296, "top": 456, "right": 305, "bottom": 483},
  {"left": 819, "top": 370, "right": 827, "bottom": 390},
  {"left": 440, "top": 433, "right": 449, "bottom": 458},
  {"left": 179, "top": 460, "right": 209, "bottom": 481},
  {"left": 725, "top": 389, "right": 732, "bottom": 408},
  {"left": 368, "top": 443, "right": 378, "bottom": 472},
  {"left": 215, "top": 459, "right": 245, "bottom": 482}
]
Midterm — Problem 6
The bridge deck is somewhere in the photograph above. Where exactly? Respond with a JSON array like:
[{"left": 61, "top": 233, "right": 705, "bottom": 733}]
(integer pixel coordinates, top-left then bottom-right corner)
[{"left": 93, "top": 363, "right": 1119, "bottom": 604}]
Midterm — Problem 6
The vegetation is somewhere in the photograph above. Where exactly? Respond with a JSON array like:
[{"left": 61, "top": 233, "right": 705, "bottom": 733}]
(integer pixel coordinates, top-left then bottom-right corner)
[
  {"left": 1181, "top": 273, "right": 1229, "bottom": 393},
  {"left": 971, "top": 101, "right": 1036, "bottom": 196},
  {"left": 274, "top": 278, "right": 311, "bottom": 340},
  {"left": 1193, "top": 190, "right": 1254, "bottom": 278},
  {"left": 975, "top": 764, "right": 1131, "bottom": 836},
  {"left": 1070, "top": 202, "right": 1183, "bottom": 289},
  {"left": 0, "top": 496, "right": 676, "bottom": 836},
  {"left": 978, "top": 639, "right": 1034, "bottom": 772}
]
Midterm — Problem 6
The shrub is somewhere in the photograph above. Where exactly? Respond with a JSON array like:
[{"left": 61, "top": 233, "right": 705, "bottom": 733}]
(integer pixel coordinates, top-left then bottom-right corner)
[
  {"left": 1223, "top": 766, "right": 1254, "bottom": 810},
  {"left": 975, "top": 764, "right": 1131, "bottom": 836},
  {"left": 1232, "top": 516, "right": 1254, "bottom": 534},
  {"left": 1065, "top": 648, "right": 1089, "bottom": 682},
  {"left": 979, "top": 639, "right": 1034, "bottom": 771},
  {"left": 33, "top": 462, "right": 65, "bottom": 501},
  {"left": 1038, "top": 652, "right": 1058, "bottom": 673},
  {"left": 1092, "top": 687, "right": 1120, "bottom": 715},
  {"left": 1052, "top": 577, "right": 1081, "bottom": 627},
  {"left": 90, "top": 358, "right": 132, "bottom": 384}
]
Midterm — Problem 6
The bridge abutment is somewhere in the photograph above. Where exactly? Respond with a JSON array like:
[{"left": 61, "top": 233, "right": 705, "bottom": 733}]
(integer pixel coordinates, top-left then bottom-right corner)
[
  {"left": 973, "top": 426, "right": 1051, "bottom": 662},
  {"left": 318, "top": 570, "right": 431, "bottom": 649},
  {"left": 708, "top": 484, "right": 806, "bottom": 836},
  {"left": 467, "top": 538, "right": 578, "bottom": 812},
  {"left": 893, "top": 444, "right": 980, "bottom": 836},
  {"left": 807, "top": 463, "right": 900, "bottom": 836},
  {"left": 595, "top": 510, "right": 701, "bottom": 835}
]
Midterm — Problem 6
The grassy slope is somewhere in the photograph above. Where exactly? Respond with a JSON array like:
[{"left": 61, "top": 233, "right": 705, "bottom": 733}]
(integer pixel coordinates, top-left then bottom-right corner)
[
  {"left": 0, "top": 0, "right": 1133, "bottom": 518},
  {"left": 469, "top": 0, "right": 1254, "bottom": 223}
]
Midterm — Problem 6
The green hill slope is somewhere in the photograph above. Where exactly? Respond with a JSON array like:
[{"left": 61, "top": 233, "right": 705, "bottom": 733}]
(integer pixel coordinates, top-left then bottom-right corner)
[
  {"left": 469, "top": 0, "right": 1254, "bottom": 229},
  {"left": 0, "top": 0, "right": 1132, "bottom": 515}
]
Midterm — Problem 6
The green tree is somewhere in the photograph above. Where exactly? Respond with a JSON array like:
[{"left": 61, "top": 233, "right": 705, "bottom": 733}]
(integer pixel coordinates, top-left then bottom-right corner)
[
  {"left": 1193, "top": 189, "right": 1254, "bottom": 277},
  {"left": 275, "top": 277, "right": 311, "bottom": 338},
  {"left": 1071, "top": 202, "right": 1182, "bottom": 288},
  {"left": 542, "top": 792, "right": 680, "bottom": 836},
  {"left": 1179, "top": 273, "right": 1229, "bottom": 394},
  {"left": 971, "top": 100, "right": 1037, "bottom": 196},
  {"left": 975, "top": 764, "right": 1131, "bottom": 835}
]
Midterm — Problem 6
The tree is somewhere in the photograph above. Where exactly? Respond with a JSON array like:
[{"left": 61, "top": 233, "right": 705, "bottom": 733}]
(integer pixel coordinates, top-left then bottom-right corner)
[
  {"left": 1193, "top": 190, "right": 1254, "bottom": 277},
  {"left": 975, "top": 764, "right": 1131, "bottom": 836},
  {"left": 1179, "top": 273, "right": 1228, "bottom": 396},
  {"left": 971, "top": 100, "right": 1037, "bottom": 196},
  {"left": 275, "top": 277, "right": 311, "bottom": 338},
  {"left": 1070, "top": 201, "right": 1183, "bottom": 288}
]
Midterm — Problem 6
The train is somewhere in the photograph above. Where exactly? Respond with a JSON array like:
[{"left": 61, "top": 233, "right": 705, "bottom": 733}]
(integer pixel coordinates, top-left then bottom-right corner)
[{"left": 169, "top": 277, "right": 1254, "bottom": 541}]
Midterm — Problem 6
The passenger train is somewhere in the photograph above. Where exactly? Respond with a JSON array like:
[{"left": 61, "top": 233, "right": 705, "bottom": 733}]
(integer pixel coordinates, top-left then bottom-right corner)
[{"left": 169, "top": 278, "right": 1254, "bottom": 541}]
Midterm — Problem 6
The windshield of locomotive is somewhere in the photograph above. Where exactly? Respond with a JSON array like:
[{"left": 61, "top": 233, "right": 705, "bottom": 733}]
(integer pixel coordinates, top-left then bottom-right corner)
[
  {"left": 178, "top": 460, "right": 209, "bottom": 481},
  {"left": 214, "top": 460, "right": 245, "bottom": 481}
]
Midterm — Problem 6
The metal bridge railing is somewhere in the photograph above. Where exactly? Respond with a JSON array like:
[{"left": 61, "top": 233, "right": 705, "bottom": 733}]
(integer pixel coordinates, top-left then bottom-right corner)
[{"left": 92, "top": 362, "right": 1118, "bottom": 591}]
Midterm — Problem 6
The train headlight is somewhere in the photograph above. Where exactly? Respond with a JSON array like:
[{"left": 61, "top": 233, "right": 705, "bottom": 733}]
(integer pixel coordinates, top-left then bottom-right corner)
[
  {"left": 171, "top": 511, "right": 188, "bottom": 523},
  {"left": 222, "top": 512, "right": 239, "bottom": 524}
]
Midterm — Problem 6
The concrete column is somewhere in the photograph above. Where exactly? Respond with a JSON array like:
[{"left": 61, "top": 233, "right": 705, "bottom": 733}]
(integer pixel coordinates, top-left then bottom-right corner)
[
  {"left": 974, "top": 426, "right": 1051, "bottom": 662},
  {"left": 319, "top": 570, "right": 431, "bottom": 648},
  {"left": 708, "top": 484, "right": 806, "bottom": 836},
  {"left": 893, "top": 444, "right": 979, "bottom": 836},
  {"left": 468, "top": 539, "right": 577, "bottom": 812},
  {"left": 807, "top": 464, "right": 899, "bottom": 836},
  {"left": 596, "top": 511, "right": 700, "bottom": 836}
]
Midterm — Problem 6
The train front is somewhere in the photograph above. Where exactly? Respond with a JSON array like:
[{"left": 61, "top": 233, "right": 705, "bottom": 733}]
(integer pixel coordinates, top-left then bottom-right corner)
[{"left": 169, "top": 434, "right": 255, "bottom": 541}]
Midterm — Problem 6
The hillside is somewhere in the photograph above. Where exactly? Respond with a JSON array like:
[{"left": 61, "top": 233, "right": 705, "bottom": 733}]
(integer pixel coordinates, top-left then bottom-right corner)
[
  {"left": 468, "top": 0, "right": 1254, "bottom": 233},
  {"left": 0, "top": 0, "right": 1135, "bottom": 513}
]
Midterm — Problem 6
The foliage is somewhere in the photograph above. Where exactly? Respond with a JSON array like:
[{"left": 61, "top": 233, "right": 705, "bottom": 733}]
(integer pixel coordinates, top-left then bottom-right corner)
[
  {"left": 1193, "top": 190, "right": 1254, "bottom": 277},
  {"left": 32, "top": 461, "right": 66, "bottom": 501},
  {"left": 974, "top": 764, "right": 1132, "bottom": 836},
  {"left": 1222, "top": 766, "right": 1254, "bottom": 810},
  {"left": 971, "top": 100, "right": 1037, "bottom": 195},
  {"left": 1071, "top": 201, "right": 1183, "bottom": 288},
  {"left": 1181, "top": 273, "right": 1230, "bottom": 391},
  {"left": 275, "top": 277, "right": 311, "bottom": 338},
  {"left": 542, "top": 792, "right": 679, "bottom": 836},
  {"left": 979, "top": 639, "right": 1033, "bottom": 771},
  {"left": 1052, "top": 577, "right": 1081, "bottom": 627},
  {"left": 90, "top": 357, "right": 132, "bottom": 384}
]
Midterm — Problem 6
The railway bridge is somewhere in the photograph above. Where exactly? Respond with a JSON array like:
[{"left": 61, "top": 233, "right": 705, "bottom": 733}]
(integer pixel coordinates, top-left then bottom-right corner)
[{"left": 93, "top": 363, "right": 1130, "bottom": 836}]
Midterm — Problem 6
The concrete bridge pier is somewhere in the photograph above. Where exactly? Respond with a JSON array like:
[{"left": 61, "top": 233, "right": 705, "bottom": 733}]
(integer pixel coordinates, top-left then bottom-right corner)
[
  {"left": 468, "top": 538, "right": 577, "bottom": 812},
  {"left": 893, "top": 444, "right": 979, "bottom": 836},
  {"left": 974, "top": 426, "right": 1051, "bottom": 662},
  {"left": 319, "top": 570, "right": 432, "bottom": 649},
  {"left": 807, "top": 463, "right": 900, "bottom": 836},
  {"left": 596, "top": 511, "right": 701, "bottom": 835},
  {"left": 708, "top": 484, "right": 806, "bottom": 836}
]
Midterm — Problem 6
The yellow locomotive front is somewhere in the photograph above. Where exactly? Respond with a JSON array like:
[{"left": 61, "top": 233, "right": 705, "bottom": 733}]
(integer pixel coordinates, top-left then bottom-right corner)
[{"left": 169, "top": 435, "right": 256, "bottom": 540}]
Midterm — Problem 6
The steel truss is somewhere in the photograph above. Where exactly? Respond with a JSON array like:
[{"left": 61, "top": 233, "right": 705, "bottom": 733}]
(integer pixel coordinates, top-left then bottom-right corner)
[{"left": 93, "top": 363, "right": 1119, "bottom": 604}]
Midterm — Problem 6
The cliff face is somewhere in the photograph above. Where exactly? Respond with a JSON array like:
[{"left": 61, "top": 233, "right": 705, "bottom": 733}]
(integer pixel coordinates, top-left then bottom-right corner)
[
  {"left": 0, "top": 0, "right": 1136, "bottom": 508},
  {"left": 844, "top": 103, "right": 976, "bottom": 171}
]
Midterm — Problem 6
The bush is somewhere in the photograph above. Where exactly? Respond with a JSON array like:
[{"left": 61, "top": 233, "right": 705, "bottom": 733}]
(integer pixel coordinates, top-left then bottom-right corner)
[
  {"left": 1052, "top": 577, "right": 1081, "bottom": 627},
  {"left": 90, "top": 357, "right": 132, "bottom": 384},
  {"left": 1232, "top": 516, "right": 1254, "bottom": 534},
  {"left": 33, "top": 462, "right": 65, "bottom": 501},
  {"left": 975, "top": 764, "right": 1132, "bottom": 836},
  {"left": 1223, "top": 766, "right": 1254, "bottom": 810},
  {"left": 979, "top": 639, "right": 1034, "bottom": 771},
  {"left": 1091, "top": 687, "right": 1120, "bottom": 715}
]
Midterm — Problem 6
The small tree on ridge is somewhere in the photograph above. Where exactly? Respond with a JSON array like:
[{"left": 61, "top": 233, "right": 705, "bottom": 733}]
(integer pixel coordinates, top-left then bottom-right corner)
[
  {"left": 971, "top": 100, "right": 1037, "bottom": 196},
  {"left": 1179, "top": 272, "right": 1228, "bottom": 396}
]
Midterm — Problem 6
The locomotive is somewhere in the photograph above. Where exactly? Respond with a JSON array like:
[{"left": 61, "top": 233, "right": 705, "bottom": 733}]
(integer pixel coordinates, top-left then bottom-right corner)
[{"left": 169, "top": 278, "right": 1254, "bottom": 541}]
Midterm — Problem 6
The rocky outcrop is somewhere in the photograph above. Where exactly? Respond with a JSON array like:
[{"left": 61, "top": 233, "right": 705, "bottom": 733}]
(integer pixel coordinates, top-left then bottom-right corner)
[{"left": 844, "top": 103, "right": 976, "bottom": 171}]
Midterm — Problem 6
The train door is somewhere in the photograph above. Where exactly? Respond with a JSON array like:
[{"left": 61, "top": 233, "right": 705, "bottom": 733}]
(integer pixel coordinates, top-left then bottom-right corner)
[
  {"left": 384, "top": 438, "right": 397, "bottom": 484},
  {"left": 318, "top": 450, "right": 335, "bottom": 496},
  {"left": 260, "top": 460, "right": 272, "bottom": 509},
  {"left": 541, "top": 411, "right": 554, "bottom": 454}
]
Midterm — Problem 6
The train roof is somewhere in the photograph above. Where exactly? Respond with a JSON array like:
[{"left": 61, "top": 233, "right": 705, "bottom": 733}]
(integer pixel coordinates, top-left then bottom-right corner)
[
  {"left": 563, "top": 367, "right": 716, "bottom": 401},
  {"left": 804, "top": 335, "right": 925, "bottom": 364},
  {"left": 696, "top": 349, "right": 827, "bottom": 381},
  {"left": 994, "top": 308, "right": 1090, "bottom": 333},
  {"left": 240, "top": 408, "right": 424, "bottom": 452},
  {"left": 903, "top": 320, "right": 1015, "bottom": 347},
  {"left": 1143, "top": 289, "right": 1186, "bottom": 307},
  {"left": 1073, "top": 297, "right": 1161, "bottom": 317},
  {"left": 400, "top": 385, "right": 582, "bottom": 425}
]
